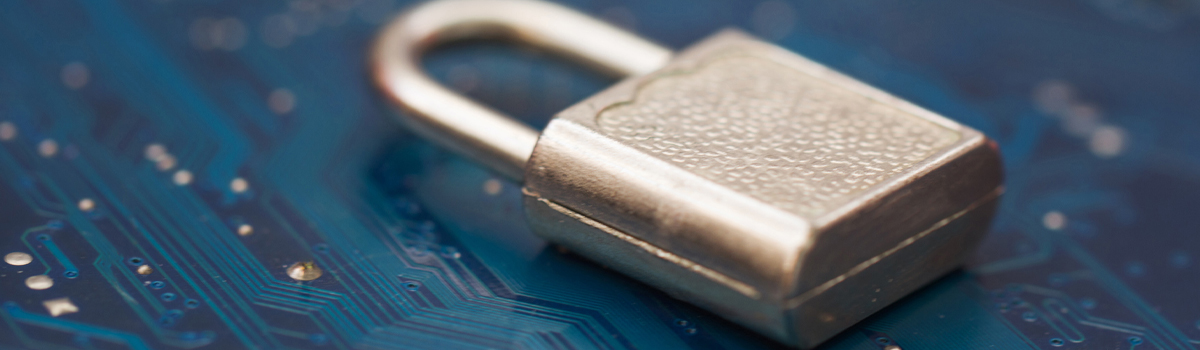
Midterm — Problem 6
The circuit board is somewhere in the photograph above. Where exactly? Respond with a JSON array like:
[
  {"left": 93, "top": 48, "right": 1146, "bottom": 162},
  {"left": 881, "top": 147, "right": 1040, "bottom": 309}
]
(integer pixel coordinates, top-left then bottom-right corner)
[{"left": 2, "top": 0, "right": 1199, "bottom": 349}]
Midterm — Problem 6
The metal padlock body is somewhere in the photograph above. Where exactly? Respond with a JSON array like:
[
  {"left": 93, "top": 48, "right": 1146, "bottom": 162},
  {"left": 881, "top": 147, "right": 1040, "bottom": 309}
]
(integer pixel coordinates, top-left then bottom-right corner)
[
  {"left": 372, "top": 1, "right": 1003, "bottom": 346},
  {"left": 522, "top": 30, "right": 1002, "bottom": 347}
]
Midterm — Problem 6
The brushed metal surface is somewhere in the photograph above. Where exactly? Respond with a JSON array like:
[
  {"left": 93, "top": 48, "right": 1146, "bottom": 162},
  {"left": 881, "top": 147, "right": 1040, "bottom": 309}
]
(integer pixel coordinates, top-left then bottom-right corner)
[{"left": 596, "top": 54, "right": 961, "bottom": 219}]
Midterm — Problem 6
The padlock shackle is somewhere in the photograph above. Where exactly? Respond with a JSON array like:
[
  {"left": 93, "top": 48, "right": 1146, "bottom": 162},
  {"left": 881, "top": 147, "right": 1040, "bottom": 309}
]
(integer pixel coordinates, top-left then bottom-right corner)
[{"left": 372, "top": 0, "right": 673, "bottom": 181}]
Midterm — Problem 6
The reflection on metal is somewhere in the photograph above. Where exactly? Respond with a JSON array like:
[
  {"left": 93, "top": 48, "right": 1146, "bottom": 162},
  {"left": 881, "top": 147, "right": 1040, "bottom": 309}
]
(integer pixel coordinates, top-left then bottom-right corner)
[{"left": 287, "top": 261, "right": 323, "bottom": 281}]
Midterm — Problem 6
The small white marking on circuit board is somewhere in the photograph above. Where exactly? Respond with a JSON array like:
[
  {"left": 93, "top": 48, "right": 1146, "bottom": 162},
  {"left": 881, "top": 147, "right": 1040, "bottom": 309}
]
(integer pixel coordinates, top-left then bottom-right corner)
[
  {"left": 43, "top": 297, "right": 78, "bottom": 317},
  {"left": 156, "top": 155, "right": 177, "bottom": 171},
  {"left": 4, "top": 252, "right": 32, "bottom": 266},
  {"left": 25, "top": 275, "right": 53, "bottom": 290},
  {"left": 145, "top": 143, "right": 166, "bottom": 161},
  {"left": 1089, "top": 126, "right": 1126, "bottom": 158},
  {"left": 1032, "top": 80, "right": 1128, "bottom": 158},
  {"left": 173, "top": 170, "right": 193, "bottom": 185},
  {"left": 230, "top": 178, "right": 249, "bottom": 193},
  {"left": 237, "top": 224, "right": 254, "bottom": 236},
  {"left": 0, "top": 122, "right": 16, "bottom": 141},
  {"left": 78, "top": 198, "right": 96, "bottom": 212},
  {"left": 38, "top": 139, "right": 58, "bottom": 157},
  {"left": 145, "top": 143, "right": 179, "bottom": 171},
  {"left": 1043, "top": 211, "right": 1066, "bottom": 231}
]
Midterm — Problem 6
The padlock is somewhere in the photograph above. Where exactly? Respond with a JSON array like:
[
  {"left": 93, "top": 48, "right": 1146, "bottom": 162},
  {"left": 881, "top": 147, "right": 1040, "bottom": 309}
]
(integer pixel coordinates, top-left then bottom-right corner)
[{"left": 372, "top": 0, "right": 1003, "bottom": 347}]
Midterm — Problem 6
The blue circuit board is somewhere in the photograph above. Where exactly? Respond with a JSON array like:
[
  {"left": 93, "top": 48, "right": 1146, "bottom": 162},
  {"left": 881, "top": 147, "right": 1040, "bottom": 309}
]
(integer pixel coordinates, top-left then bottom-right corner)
[{"left": 2, "top": 0, "right": 1200, "bottom": 349}]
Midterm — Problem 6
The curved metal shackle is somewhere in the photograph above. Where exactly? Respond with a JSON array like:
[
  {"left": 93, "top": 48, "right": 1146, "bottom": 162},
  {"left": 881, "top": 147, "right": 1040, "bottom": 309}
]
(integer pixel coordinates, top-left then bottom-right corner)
[{"left": 371, "top": 0, "right": 674, "bottom": 181}]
